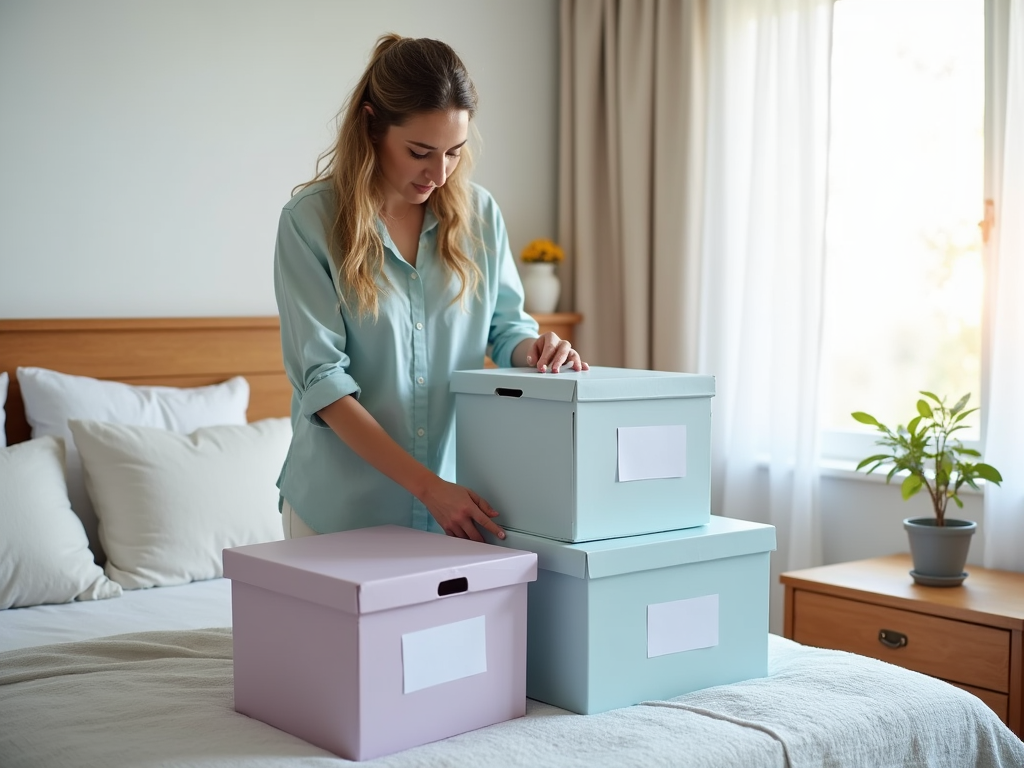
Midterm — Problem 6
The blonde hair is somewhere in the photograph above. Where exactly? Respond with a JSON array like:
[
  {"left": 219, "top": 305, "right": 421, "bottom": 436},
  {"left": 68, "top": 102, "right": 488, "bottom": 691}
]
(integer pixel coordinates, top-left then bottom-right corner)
[{"left": 296, "top": 34, "right": 482, "bottom": 319}]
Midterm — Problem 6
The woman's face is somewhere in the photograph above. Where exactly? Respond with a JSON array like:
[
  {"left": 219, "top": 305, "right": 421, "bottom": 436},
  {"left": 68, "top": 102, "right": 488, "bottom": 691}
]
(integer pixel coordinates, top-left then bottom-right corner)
[{"left": 375, "top": 109, "right": 470, "bottom": 208}]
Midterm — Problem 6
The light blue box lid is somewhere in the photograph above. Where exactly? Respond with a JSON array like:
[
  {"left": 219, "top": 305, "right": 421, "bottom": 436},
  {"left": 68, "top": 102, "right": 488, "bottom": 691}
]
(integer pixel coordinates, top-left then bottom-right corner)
[
  {"left": 496, "top": 516, "right": 776, "bottom": 580},
  {"left": 450, "top": 366, "right": 715, "bottom": 402}
]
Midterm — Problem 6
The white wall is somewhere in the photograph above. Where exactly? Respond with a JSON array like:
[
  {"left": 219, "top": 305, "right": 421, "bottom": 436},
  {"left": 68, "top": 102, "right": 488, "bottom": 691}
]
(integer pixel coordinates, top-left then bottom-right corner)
[{"left": 0, "top": 0, "right": 559, "bottom": 318}]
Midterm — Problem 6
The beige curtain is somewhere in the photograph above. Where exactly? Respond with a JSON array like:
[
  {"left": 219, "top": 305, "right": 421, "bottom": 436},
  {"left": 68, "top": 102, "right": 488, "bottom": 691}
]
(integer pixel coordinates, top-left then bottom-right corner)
[{"left": 559, "top": 0, "right": 705, "bottom": 370}]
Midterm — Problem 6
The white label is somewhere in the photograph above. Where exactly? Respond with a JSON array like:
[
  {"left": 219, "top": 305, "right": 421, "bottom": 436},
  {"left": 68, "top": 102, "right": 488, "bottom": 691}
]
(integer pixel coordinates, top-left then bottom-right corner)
[
  {"left": 402, "top": 615, "right": 487, "bottom": 694},
  {"left": 647, "top": 594, "right": 719, "bottom": 658},
  {"left": 617, "top": 425, "right": 687, "bottom": 482}
]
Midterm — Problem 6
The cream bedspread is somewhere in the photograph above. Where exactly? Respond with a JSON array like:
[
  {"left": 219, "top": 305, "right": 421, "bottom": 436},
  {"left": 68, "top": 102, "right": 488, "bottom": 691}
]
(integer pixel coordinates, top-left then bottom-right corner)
[{"left": 0, "top": 629, "right": 1021, "bottom": 768}]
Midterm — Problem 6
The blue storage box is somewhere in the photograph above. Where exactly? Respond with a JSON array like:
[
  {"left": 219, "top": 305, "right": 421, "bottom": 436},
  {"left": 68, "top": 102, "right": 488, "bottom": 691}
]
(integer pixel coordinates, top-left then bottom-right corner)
[
  {"left": 451, "top": 366, "right": 715, "bottom": 542},
  {"left": 490, "top": 515, "right": 776, "bottom": 715}
]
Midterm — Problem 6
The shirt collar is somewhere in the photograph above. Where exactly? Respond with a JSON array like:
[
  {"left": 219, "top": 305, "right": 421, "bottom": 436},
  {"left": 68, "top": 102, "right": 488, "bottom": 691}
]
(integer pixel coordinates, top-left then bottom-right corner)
[{"left": 376, "top": 206, "right": 439, "bottom": 260}]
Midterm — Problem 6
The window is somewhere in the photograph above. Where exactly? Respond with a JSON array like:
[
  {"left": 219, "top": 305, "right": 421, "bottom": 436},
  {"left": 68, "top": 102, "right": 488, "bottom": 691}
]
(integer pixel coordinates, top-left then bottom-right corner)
[{"left": 819, "top": 0, "right": 985, "bottom": 461}]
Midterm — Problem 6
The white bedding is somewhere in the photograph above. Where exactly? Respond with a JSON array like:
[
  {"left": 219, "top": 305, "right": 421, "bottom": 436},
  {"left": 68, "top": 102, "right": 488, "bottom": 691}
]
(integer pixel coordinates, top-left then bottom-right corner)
[
  {"left": 1, "top": 580, "right": 1022, "bottom": 768},
  {"left": 2, "top": 629, "right": 1022, "bottom": 768},
  {"left": 0, "top": 578, "right": 232, "bottom": 652}
]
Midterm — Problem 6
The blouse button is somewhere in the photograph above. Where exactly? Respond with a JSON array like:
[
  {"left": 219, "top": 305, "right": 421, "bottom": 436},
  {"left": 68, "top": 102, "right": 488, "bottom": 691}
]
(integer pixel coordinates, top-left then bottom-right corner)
[
  {"left": 416, "top": 322, "right": 424, "bottom": 330},
  {"left": 417, "top": 428, "right": 425, "bottom": 437},
  {"left": 417, "top": 376, "right": 425, "bottom": 385},
  {"left": 411, "top": 273, "right": 418, "bottom": 280}
]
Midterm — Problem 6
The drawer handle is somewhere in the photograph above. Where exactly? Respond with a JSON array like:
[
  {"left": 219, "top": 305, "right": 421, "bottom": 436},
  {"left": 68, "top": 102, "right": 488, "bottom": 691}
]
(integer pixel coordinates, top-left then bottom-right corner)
[{"left": 878, "top": 629, "right": 908, "bottom": 649}]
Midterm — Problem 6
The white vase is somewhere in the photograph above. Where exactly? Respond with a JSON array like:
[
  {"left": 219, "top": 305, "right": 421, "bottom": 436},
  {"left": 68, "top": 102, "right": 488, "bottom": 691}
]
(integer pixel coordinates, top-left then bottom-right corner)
[{"left": 520, "top": 262, "right": 561, "bottom": 314}]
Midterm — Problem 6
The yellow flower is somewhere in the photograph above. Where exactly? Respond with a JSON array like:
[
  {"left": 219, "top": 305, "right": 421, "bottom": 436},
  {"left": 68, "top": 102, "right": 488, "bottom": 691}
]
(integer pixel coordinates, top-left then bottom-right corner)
[{"left": 520, "top": 238, "right": 565, "bottom": 263}]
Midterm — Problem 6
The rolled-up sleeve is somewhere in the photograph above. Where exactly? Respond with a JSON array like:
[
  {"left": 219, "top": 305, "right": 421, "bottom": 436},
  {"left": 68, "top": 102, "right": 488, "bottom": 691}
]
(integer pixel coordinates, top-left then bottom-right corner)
[
  {"left": 480, "top": 190, "right": 539, "bottom": 367},
  {"left": 274, "top": 203, "right": 361, "bottom": 426}
]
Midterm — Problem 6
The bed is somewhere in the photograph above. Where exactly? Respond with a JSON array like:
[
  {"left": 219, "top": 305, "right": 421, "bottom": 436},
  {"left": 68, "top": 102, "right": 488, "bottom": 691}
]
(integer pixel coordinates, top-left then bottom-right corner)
[{"left": 1, "top": 316, "right": 1022, "bottom": 768}]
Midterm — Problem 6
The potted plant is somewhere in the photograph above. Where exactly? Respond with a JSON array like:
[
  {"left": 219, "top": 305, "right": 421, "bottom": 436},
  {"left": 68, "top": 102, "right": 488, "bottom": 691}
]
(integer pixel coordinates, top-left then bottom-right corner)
[
  {"left": 519, "top": 239, "right": 564, "bottom": 314},
  {"left": 852, "top": 391, "right": 1002, "bottom": 586}
]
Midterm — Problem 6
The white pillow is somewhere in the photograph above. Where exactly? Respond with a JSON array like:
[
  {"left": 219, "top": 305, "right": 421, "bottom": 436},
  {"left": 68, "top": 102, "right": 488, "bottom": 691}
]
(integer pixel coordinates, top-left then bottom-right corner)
[
  {"left": 0, "top": 435, "right": 122, "bottom": 609},
  {"left": 69, "top": 418, "right": 290, "bottom": 590},
  {"left": 0, "top": 371, "right": 8, "bottom": 447},
  {"left": 17, "top": 367, "right": 250, "bottom": 563}
]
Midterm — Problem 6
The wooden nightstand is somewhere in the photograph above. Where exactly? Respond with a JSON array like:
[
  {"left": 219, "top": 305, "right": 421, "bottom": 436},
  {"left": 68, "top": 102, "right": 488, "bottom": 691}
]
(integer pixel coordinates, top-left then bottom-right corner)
[{"left": 781, "top": 554, "right": 1024, "bottom": 736}]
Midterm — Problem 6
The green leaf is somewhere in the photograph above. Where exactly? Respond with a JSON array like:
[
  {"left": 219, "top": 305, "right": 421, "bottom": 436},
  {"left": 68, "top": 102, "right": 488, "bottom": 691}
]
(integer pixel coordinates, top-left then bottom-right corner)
[
  {"left": 975, "top": 463, "right": 1003, "bottom": 484},
  {"left": 920, "top": 391, "right": 941, "bottom": 403},
  {"left": 957, "top": 448, "right": 982, "bottom": 457},
  {"left": 951, "top": 494, "right": 964, "bottom": 508},
  {"left": 950, "top": 393, "right": 970, "bottom": 416},
  {"left": 953, "top": 407, "right": 978, "bottom": 423},
  {"left": 907, "top": 415, "right": 922, "bottom": 436},
  {"left": 851, "top": 412, "right": 880, "bottom": 426},
  {"left": 901, "top": 474, "right": 923, "bottom": 500},
  {"left": 856, "top": 454, "right": 892, "bottom": 471},
  {"left": 916, "top": 399, "right": 933, "bottom": 419}
]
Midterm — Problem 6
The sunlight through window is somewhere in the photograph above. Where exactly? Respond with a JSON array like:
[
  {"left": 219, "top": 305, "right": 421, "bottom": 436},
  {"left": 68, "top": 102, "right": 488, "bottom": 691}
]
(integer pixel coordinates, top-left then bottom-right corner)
[{"left": 820, "top": 0, "right": 984, "bottom": 450}]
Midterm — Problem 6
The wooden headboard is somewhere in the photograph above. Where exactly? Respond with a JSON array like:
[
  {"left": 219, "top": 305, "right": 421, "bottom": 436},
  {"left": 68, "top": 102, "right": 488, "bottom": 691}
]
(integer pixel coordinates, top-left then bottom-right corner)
[{"left": 0, "top": 317, "right": 292, "bottom": 446}]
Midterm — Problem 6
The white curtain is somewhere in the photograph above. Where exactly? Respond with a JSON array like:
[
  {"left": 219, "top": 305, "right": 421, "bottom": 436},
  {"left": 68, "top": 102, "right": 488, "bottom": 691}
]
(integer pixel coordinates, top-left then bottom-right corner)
[
  {"left": 983, "top": 0, "right": 1024, "bottom": 572},
  {"left": 697, "top": 0, "right": 833, "bottom": 632}
]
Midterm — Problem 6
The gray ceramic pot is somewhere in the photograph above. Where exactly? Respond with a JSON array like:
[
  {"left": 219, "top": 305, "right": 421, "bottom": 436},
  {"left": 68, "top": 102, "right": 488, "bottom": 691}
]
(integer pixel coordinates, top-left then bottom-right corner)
[{"left": 903, "top": 517, "right": 976, "bottom": 586}]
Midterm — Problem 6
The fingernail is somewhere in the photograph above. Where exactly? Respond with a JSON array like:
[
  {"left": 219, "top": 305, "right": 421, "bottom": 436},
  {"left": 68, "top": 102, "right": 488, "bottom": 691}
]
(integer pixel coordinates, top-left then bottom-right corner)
[
  {"left": 499, "top": 532, "right": 505, "bottom": 539},
  {"left": 540, "top": 364, "right": 547, "bottom": 372},
  {"left": 526, "top": 356, "right": 533, "bottom": 364}
]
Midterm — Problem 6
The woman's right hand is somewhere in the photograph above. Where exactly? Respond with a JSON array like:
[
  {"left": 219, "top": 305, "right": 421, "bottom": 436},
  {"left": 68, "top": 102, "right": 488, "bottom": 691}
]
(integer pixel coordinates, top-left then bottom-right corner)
[{"left": 420, "top": 479, "right": 505, "bottom": 542}]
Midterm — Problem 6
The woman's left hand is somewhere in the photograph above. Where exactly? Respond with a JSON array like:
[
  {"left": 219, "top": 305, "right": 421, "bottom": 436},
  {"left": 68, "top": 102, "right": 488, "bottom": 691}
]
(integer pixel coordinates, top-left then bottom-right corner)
[{"left": 518, "top": 332, "right": 589, "bottom": 373}]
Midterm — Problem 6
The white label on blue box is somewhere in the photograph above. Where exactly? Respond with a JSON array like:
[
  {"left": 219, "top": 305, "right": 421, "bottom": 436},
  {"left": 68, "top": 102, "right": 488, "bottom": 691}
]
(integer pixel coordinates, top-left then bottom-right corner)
[
  {"left": 647, "top": 594, "right": 719, "bottom": 658},
  {"left": 617, "top": 425, "right": 687, "bottom": 482},
  {"left": 402, "top": 615, "right": 487, "bottom": 694}
]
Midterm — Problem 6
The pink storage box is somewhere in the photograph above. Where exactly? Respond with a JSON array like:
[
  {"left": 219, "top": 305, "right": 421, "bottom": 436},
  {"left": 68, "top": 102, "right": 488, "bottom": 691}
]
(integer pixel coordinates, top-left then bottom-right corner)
[{"left": 222, "top": 525, "right": 538, "bottom": 761}]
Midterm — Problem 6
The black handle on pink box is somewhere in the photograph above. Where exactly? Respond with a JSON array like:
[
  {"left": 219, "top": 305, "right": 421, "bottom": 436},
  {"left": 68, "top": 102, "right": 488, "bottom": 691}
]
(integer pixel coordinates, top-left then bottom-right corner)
[{"left": 437, "top": 577, "right": 469, "bottom": 596}]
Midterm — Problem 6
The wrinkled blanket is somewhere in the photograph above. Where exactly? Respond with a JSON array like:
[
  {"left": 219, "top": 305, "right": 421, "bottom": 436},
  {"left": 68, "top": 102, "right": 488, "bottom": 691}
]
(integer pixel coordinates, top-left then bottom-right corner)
[{"left": 0, "top": 630, "right": 1021, "bottom": 768}]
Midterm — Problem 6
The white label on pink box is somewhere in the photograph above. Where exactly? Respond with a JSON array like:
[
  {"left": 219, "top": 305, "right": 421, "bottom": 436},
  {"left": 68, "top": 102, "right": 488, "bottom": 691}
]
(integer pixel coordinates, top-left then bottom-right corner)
[
  {"left": 646, "top": 594, "right": 719, "bottom": 658},
  {"left": 617, "top": 425, "right": 687, "bottom": 482},
  {"left": 402, "top": 615, "right": 488, "bottom": 694}
]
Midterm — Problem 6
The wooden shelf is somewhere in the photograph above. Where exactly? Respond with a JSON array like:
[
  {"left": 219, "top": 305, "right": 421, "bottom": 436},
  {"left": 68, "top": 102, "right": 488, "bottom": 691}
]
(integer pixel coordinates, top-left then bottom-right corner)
[
  {"left": 530, "top": 312, "right": 583, "bottom": 342},
  {"left": 485, "top": 312, "right": 583, "bottom": 368}
]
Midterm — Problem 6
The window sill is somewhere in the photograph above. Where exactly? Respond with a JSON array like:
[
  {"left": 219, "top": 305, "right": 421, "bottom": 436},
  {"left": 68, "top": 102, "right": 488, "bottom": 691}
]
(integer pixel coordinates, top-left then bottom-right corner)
[{"left": 816, "top": 458, "right": 986, "bottom": 496}]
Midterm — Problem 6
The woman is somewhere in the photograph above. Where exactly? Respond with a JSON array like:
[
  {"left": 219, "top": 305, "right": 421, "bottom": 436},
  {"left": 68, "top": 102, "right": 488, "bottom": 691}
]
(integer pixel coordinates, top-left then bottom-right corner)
[{"left": 274, "top": 34, "right": 587, "bottom": 544}]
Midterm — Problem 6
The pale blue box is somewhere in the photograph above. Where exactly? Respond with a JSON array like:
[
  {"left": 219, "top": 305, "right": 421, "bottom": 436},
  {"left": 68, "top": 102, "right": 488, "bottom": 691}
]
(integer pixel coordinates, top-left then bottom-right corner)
[
  {"left": 451, "top": 366, "right": 715, "bottom": 542},
  {"left": 489, "top": 515, "right": 776, "bottom": 715}
]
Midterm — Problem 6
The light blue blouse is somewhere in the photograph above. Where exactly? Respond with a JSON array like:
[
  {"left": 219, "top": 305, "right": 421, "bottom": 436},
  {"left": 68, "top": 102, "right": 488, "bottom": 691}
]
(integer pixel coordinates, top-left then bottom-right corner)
[{"left": 273, "top": 181, "right": 539, "bottom": 534}]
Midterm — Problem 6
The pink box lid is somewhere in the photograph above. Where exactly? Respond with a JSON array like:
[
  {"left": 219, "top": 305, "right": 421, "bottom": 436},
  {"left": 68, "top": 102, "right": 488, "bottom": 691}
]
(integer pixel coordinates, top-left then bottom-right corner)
[{"left": 223, "top": 525, "right": 537, "bottom": 615}]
